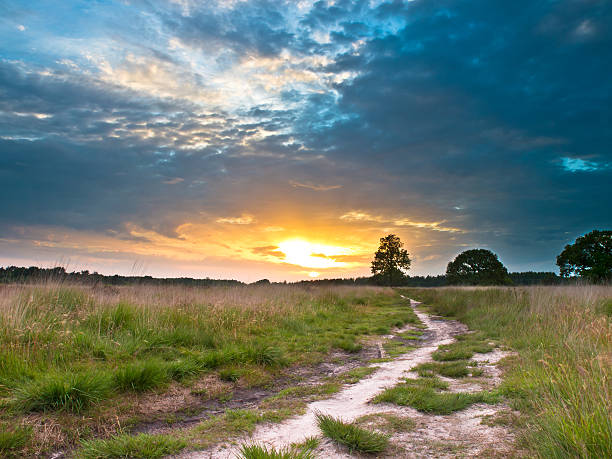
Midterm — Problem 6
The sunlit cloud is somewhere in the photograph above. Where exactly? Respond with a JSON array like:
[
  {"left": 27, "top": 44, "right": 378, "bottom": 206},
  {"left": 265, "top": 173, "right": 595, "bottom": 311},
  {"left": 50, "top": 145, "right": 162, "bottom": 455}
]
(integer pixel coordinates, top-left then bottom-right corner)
[
  {"left": 277, "top": 239, "right": 353, "bottom": 269},
  {"left": 289, "top": 180, "right": 342, "bottom": 191},
  {"left": 216, "top": 214, "right": 256, "bottom": 225},
  {"left": 339, "top": 211, "right": 464, "bottom": 233}
]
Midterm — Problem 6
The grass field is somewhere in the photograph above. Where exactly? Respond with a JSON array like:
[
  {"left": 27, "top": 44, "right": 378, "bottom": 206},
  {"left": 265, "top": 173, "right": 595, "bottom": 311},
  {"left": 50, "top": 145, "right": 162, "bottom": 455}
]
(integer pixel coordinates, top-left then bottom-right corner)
[
  {"left": 0, "top": 282, "right": 417, "bottom": 457},
  {"left": 2, "top": 283, "right": 610, "bottom": 458},
  {"left": 404, "top": 285, "right": 612, "bottom": 459}
]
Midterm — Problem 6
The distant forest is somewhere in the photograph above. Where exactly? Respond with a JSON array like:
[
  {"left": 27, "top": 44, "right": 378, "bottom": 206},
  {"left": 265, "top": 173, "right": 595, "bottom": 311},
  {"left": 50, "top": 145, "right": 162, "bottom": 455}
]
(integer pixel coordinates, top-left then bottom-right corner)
[{"left": 0, "top": 265, "right": 567, "bottom": 287}]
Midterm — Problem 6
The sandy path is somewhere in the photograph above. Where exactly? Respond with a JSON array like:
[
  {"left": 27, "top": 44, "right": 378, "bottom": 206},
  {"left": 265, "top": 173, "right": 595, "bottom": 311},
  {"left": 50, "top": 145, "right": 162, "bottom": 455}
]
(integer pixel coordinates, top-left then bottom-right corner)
[{"left": 180, "top": 299, "right": 470, "bottom": 458}]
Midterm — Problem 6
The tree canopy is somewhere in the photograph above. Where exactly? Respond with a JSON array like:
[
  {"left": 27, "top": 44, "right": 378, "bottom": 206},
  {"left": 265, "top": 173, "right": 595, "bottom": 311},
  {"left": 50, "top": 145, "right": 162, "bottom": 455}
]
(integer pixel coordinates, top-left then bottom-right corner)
[
  {"left": 371, "top": 234, "right": 411, "bottom": 286},
  {"left": 556, "top": 230, "right": 612, "bottom": 282},
  {"left": 446, "top": 249, "right": 512, "bottom": 285}
]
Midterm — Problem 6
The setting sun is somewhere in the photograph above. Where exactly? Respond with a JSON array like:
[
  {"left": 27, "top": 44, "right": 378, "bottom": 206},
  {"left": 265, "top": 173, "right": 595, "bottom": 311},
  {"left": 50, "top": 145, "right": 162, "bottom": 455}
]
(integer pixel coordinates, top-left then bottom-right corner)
[{"left": 277, "top": 239, "right": 352, "bottom": 269}]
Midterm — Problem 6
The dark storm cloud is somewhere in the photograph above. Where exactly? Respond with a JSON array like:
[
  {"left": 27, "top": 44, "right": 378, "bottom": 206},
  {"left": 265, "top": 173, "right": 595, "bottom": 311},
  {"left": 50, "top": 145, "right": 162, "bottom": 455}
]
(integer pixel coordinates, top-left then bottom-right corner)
[
  {"left": 0, "top": 58, "right": 278, "bottom": 234},
  {"left": 0, "top": 0, "right": 610, "bottom": 275},
  {"left": 287, "top": 0, "right": 612, "bottom": 266}
]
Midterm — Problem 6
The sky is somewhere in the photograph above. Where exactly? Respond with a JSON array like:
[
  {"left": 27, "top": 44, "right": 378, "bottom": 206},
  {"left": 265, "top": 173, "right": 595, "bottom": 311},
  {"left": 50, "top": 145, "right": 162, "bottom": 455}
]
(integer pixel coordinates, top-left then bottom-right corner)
[{"left": 0, "top": 0, "right": 610, "bottom": 282}]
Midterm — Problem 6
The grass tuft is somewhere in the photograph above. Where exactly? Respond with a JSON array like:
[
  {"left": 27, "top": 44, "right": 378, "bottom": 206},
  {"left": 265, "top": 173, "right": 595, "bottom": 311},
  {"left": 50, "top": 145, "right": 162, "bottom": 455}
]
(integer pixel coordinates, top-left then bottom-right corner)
[
  {"left": 13, "top": 371, "right": 111, "bottom": 413},
  {"left": 0, "top": 426, "right": 31, "bottom": 456},
  {"left": 76, "top": 432, "right": 186, "bottom": 459},
  {"left": 238, "top": 443, "right": 316, "bottom": 459},
  {"left": 247, "top": 345, "right": 286, "bottom": 366},
  {"left": 315, "top": 412, "right": 389, "bottom": 453},
  {"left": 333, "top": 338, "right": 363, "bottom": 353},
  {"left": 414, "top": 360, "right": 476, "bottom": 378},
  {"left": 373, "top": 377, "right": 498, "bottom": 414},
  {"left": 431, "top": 333, "right": 494, "bottom": 361},
  {"left": 219, "top": 367, "right": 242, "bottom": 382},
  {"left": 113, "top": 360, "right": 169, "bottom": 392}
]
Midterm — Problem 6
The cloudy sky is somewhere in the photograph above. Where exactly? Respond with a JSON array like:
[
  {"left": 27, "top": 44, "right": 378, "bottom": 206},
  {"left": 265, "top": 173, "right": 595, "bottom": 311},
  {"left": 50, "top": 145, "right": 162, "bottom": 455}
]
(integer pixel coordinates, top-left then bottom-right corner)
[{"left": 0, "top": 0, "right": 610, "bottom": 281}]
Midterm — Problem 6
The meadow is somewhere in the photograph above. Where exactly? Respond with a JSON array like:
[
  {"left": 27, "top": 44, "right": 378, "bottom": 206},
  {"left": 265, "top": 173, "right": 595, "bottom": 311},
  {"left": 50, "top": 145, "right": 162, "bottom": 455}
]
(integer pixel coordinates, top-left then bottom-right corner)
[
  {"left": 404, "top": 285, "right": 612, "bottom": 458},
  {"left": 0, "top": 283, "right": 416, "bottom": 457},
  {"left": 1, "top": 283, "right": 610, "bottom": 458}
]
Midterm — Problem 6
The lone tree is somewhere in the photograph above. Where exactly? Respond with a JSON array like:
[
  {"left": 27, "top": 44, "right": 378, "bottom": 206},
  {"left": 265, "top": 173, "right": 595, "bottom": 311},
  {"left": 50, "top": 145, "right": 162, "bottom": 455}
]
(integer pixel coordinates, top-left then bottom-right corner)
[
  {"left": 556, "top": 230, "right": 612, "bottom": 282},
  {"left": 446, "top": 249, "right": 511, "bottom": 285},
  {"left": 371, "top": 234, "right": 411, "bottom": 285}
]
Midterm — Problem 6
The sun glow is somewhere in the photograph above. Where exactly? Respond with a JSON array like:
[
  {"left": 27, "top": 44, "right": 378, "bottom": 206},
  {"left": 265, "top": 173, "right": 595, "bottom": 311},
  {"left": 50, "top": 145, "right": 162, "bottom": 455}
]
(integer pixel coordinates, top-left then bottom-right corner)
[{"left": 277, "top": 239, "right": 351, "bottom": 269}]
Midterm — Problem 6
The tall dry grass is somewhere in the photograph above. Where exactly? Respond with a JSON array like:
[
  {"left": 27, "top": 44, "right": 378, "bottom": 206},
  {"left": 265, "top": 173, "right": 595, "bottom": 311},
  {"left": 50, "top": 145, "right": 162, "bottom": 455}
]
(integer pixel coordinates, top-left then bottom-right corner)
[
  {"left": 1, "top": 281, "right": 420, "bottom": 454},
  {"left": 406, "top": 285, "right": 612, "bottom": 459}
]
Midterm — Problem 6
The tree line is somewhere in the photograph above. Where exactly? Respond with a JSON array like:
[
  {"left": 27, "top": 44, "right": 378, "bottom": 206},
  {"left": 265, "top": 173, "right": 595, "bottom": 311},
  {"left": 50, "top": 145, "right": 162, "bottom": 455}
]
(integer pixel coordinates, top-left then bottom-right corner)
[
  {"left": 0, "top": 266, "right": 243, "bottom": 287},
  {"left": 371, "top": 230, "right": 611, "bottom": 286},
  {"left": 0, "top": 265, "right": 566, "bottom": 288}
]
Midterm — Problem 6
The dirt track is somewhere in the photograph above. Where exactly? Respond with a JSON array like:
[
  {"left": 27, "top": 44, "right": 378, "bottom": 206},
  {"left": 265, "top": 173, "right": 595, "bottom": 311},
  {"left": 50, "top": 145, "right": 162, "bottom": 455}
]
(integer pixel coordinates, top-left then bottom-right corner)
[{"left": 177, "top": 298, "right": 516, "bottom": 458}]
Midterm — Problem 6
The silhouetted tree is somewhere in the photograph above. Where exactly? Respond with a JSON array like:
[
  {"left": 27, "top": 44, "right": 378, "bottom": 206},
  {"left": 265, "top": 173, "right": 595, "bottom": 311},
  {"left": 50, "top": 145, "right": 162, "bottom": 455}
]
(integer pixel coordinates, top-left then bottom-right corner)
[
  {"left": 556, "top": 230, "right": 612, "bottom": 282},
  {"left": 252, "top": 279, "right": 271, "bottom": 285},
  {"left": 446, "top": 249, "right": 512, "bottom": 285},
  {"left": 371, "top": 234, "right": 411, "bottom": 286}
]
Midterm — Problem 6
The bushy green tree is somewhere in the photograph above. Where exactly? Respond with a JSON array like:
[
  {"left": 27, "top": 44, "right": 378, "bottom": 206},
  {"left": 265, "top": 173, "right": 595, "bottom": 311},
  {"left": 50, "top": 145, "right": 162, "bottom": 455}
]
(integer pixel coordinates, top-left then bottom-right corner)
[
  {"left": 446, "top": 249, "right": 512, "bottom": 285},
  {"left": 371, "top": 234, "right": 411, "bottom": 286},
  {"left": 556, "top": 230, "right": 612, "bottom": 282}
]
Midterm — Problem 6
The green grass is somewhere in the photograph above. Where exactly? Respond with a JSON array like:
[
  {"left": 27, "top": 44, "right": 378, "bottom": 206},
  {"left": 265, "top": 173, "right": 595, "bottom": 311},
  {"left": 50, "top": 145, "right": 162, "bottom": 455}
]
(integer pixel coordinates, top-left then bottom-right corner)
[
  {"left": 0, "top": 284, "right": 420, "bottom": 453},
  {"left": 238, "top": 442, "right": 316, "bottom": 459},
  {"left": 113, "top": 360, "right": 170, "bottom": 392},
  {"left": 315, "top": 412, "right": 389, "bottom": 453},
  {"left": 414, "top": 360, "right": 477, "bottom": 378},
  {"left": 404, "top": 286, "right": 612, "bottom": 458},
  {"left": 291, "top": 436, "right": 320, "bottom": 451},
  {"left": 383, "top": 339, "right": 415, "bottom": 357},
  {"left": 332, "top": 366, "right": 378, "bottom": 384},
  {"left": 333, "top": 338, "right": 362, "bottom": 353},
  {"left": 355, "top": 413, "right": 415, "bottom": 433},
  {"left": 0, "top": 426, "right": 31, "bottom": 456},
  {"left": 13, "top": 371, "right": 112, "bottom": 413},
  {"left": 219, "top": 367, "right": 243, "bottom": 382},
  {"left": 431, "top": 334, "right": 494, "bottom": 362},
  {"left": 373, "top": 377, "right": 498, "bottom": 414},
  {"left": 76, "top": 433, "right": 186, "bottom": 458},
  {"left": 190, "top": 408, "right": 304, "bottom": 451},
  {"left": 271, "top": 382, "right": 341, "bottom": 401}
]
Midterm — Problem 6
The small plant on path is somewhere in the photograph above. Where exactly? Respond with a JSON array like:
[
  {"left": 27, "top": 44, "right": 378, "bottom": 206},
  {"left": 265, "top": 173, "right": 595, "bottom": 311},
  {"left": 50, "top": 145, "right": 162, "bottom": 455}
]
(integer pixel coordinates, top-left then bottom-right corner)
[
  {"left": 373, "top": 377, "right": 498, "bottom": 414},
  {"left": 315, "top": 412, "right": 389, "bottom": 453},
  {"left": 238, "top": 443, "right": 316, "bottom": 459},
  {"left": 76, "top": 432, "right": 186, "bottom": 459}
]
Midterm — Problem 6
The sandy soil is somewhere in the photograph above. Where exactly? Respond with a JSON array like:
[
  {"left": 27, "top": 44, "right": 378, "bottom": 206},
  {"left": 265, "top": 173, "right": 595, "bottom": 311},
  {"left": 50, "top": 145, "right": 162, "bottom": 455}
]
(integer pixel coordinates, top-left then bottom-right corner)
[{"left": 177, "top": 298, "right": 517, "bottom": 458}]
